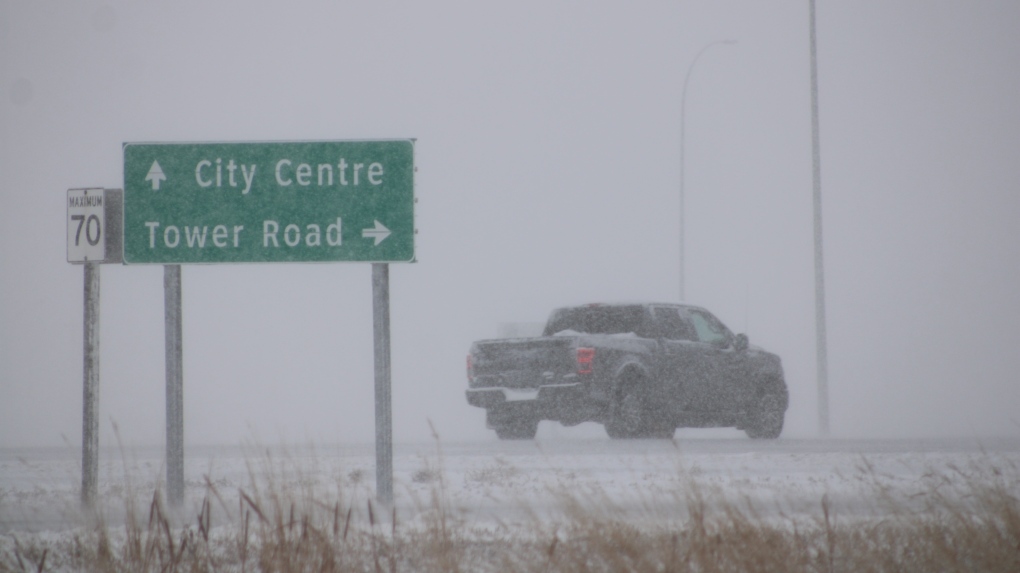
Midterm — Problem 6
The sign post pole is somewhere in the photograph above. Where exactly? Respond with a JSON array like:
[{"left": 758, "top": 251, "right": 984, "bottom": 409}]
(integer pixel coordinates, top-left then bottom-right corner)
[
  {"left": 372, "top": 263, "right": 393, "bottom": 505},
  {"left": 164, "top": 264, "right": 184, "bottom": 506},
  {"left": 81, "top": 261, "right": 100, "bottom": 509},
  {"left": 68, "top": 188, "right": 121, "bottom": 510}
]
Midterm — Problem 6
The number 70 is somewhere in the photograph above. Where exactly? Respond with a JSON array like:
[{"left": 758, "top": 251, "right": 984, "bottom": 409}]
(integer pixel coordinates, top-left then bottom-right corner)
[{"left": 71, "top": 214, "right": 102, "bottom": 246}]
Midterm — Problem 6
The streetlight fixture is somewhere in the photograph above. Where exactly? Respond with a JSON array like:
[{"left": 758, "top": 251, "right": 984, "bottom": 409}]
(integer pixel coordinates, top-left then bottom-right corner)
[{"left": 679, "top": 39, "right": 737, "bottom": 302}]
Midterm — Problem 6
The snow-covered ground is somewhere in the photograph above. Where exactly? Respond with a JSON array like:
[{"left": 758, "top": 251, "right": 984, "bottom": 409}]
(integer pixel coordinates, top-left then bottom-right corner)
[{"left": 3, "top": 429, "right": 1019, "bottom": 536}]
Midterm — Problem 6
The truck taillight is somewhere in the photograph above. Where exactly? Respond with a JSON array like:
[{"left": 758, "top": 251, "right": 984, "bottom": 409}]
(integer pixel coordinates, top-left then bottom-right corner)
[
  {"left": 577, "top": 347, "right": 595, "bottom": 374},
  {"left": 467, "top": 354, "right": 473, "bottom": 381}
]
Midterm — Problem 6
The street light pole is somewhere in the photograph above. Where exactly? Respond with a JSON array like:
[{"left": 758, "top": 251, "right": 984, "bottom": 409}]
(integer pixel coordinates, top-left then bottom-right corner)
[
  {"left": 680, "top": 39, "right": 736, "bottom": 302},
  {"left": 809, "top": 0, "right": 830, "bottom": 436}
]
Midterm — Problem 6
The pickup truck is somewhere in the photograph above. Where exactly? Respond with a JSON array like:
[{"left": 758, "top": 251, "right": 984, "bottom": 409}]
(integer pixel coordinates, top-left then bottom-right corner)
[{"left": 465, "top": 303, "right": 787, "bottom": 440}]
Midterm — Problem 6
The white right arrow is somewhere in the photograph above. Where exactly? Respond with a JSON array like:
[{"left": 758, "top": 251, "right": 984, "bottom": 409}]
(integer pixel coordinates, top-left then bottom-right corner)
[
  {"left": 145, "top": 160, "right": 166, "bottom": 191},
  {"left": 361, "top": 220, "right": 391, "bottom": 246}
]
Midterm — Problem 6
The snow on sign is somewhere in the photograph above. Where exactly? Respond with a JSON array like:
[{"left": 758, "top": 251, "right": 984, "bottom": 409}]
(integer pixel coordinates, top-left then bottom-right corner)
[
  {"left": 67, "top": 188, "right": 123, "bottom": 264},
  {"left": 122, "top": 140, "right": 416, "bottom": 264}
]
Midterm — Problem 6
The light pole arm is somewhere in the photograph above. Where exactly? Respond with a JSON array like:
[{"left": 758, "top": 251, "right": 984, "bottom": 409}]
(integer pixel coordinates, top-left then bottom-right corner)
[{"left": 679, "top": 39, "right": 736, "bottom": 302}]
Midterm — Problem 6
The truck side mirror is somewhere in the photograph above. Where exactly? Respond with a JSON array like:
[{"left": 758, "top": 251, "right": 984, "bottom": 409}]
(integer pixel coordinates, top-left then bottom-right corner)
[{"left": 734, "top": 333, "right": 749, "bottom": 352}]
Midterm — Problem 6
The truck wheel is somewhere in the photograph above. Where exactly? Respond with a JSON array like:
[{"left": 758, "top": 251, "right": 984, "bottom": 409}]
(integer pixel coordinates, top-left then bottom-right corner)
[
  {"left": 605, "top": 386, "right": 643, "bottom": 439},
  {"left": 744, "top": 392, "right": 785, "bottom": 440},
  {"left": 605, "top": 376, "right": 671, "bottom": 439},
  {"left": 493, "top": 417, "right": 539, "bottom": 440}
]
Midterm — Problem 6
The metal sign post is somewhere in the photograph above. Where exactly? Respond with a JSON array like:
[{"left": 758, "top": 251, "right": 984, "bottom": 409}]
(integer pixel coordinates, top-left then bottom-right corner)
[
  {"left": 372, "top": 263, "right": 393, "bottom": 504},
  {"left": 67, "top": 188, "right": 122, "bottom": 509},
  {"left": 81, "top": 261, "right": 100, "bottom": 508},
  {"left": 164, "top": 265, "right": 184, "bottom": 506}
]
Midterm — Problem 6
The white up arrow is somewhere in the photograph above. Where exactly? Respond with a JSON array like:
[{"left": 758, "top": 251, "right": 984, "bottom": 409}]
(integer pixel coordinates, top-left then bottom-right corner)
[
  {"left": 145, "top": 160, "right": 166, "bottom": 190},
  {"left": 361, "top": 220, "right": 391, "bottom": 246}
]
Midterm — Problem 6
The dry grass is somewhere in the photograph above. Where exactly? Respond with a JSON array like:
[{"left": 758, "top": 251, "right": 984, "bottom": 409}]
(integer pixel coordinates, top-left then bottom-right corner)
[{"left": 2, "top": 453, "right": 1018, "bottom": 572}]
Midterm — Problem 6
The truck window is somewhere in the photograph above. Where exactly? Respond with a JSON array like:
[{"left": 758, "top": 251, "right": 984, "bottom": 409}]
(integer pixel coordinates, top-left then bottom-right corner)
[
  {"left": 688, "top": 310, "right": 731, "bottom": 346},
  {"left": 652, "top": 306, "right": 696, "bottom": 341},
  {"left": 544, "top": 306, "right": 648, "bottom": 336}
]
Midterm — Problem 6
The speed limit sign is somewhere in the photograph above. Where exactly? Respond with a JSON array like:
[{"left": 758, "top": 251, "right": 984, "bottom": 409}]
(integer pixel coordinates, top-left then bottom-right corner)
[{"left": 67, "top": 188, "right": 122, "bottom": 264}]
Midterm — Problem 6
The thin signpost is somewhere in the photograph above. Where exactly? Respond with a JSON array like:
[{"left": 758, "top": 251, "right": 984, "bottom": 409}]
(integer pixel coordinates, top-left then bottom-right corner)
[
  {"left": 164, "top": 264, "right": 184, "bottom": 506},
  {"left": 81, "top": 260, "right": 100, "bottom": 508},
  {"left": 67, "top": 188, "right": 122, "bottom": 509},
  {"left": 372, "top": 263, "right": 393, "bottom": 504}
]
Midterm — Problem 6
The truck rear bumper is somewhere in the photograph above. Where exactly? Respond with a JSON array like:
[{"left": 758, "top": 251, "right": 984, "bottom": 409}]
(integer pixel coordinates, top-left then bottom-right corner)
[
  {"left": 466, "top": 383, "right": 603, "bottom": 425},
  {"left": 466, "top": 383, "right": 583, "bottom": 407}
]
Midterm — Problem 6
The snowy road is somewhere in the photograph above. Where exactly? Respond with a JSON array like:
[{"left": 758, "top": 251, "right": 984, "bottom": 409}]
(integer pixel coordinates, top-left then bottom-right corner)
[{"left": 3, "top": 433, "right": 1019, "bottom": 534}]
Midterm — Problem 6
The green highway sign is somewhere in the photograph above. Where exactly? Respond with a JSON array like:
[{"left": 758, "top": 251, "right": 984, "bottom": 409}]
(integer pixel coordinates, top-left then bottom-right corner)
[{"left": 123, "top": 140, "right": 415, "bottom": 264}]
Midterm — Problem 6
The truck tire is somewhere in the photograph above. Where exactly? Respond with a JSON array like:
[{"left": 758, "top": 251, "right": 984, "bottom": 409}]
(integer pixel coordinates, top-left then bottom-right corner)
[
  {"left": 605, "top": 385, "right": 644, "bottom": 439},
  {"left": 744, "top": 392, "right": 785, "bottom": 440},
  {"left": 604, "top": 372, "right": 673, "bottom": 439}
]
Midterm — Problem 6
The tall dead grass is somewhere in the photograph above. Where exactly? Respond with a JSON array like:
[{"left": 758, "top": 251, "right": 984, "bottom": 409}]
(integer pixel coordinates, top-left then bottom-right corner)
[{"left": 2, "top": 453, "right": 1017, "bottom": 572}]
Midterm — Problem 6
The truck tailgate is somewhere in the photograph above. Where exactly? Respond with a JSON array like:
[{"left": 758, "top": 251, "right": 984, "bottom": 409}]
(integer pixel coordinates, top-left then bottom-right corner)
[{"left": 470, "top": 337, "right": 577, "bottom": 389}]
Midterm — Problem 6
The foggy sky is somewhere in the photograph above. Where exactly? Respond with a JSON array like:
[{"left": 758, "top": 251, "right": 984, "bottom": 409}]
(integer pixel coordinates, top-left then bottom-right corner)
[{"left": 2, "top": 0, "right": 1019, "bottom": 449}]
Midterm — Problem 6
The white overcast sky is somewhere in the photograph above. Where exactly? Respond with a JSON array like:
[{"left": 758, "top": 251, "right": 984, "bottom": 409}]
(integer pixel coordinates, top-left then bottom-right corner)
[{"left": 2, "top": 1, "right": 1019, "bottom": 448}]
